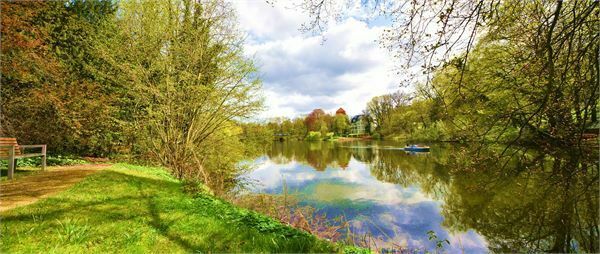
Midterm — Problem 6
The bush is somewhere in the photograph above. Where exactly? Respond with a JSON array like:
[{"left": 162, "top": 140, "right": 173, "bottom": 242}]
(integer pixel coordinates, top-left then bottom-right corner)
[
  {"left": 0, "top": 155, "right": 87, "bottom": 168},
  {"left": 305, "top": 131, "right": 322, "bottom": 141},
  {"left": 323, "top": 132, "right": 335, "bottom": 141},
  {"left": 182, "top": 180, "right": 214, "bottom": 196}
]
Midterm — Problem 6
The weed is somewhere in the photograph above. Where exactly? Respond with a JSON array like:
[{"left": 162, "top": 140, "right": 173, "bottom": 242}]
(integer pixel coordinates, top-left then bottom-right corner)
[
  {"left": 426, "top": 230, "right": 450, "bottom": 254},
  {"left": 55, "top": 218, "right": 90, "bottom": 244}
]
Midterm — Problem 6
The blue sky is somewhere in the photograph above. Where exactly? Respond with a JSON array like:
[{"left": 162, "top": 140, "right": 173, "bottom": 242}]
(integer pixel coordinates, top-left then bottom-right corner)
[{"left": 233, "top": 1, "right": 401, "bottom": 119}]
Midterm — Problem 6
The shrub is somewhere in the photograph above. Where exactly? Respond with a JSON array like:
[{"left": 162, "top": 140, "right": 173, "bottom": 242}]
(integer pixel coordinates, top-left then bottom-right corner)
[
  {"left": 0, "top": 155, "right": 87, "bottom": 168},
  {"left": 305, "top": 131, "right": 322, "bottom": 141},
  {"left": 182, "top": 180, "right": 214, "bottom": 196},
  {"left": 323, "top": 132, "right": 335, "bottom": 141}
]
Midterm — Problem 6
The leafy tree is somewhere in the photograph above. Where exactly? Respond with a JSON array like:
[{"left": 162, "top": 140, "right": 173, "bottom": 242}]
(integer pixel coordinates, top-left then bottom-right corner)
[
  {"left": 106, "top": 0, "right": 263, "bottom": 189},
  {"left": 304, "top": 108, "right": 327, "bottom": 132},
  {"left": 332, "top": 114, "right": 349, "bottom": 136},
  {"left": 1, "top": 0, "right": 120, "bottom": 156},
  {"left": 366, "top": 91, "right": 412, "bottom": 135},
  {"left": 292, "top": 117, "right": 308, "bottom": 138}
]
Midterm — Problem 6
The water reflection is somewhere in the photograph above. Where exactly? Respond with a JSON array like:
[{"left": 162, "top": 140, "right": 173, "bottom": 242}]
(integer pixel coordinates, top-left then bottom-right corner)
[
  {"left": 441, "top": 146, "right": 599, "bottom": 253},
  {"left": 246, "top": 141, "right": 598, "bottom": 253}
]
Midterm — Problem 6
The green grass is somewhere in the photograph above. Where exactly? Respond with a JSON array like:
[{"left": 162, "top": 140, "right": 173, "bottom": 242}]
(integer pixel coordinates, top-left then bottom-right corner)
[{"left": 0, "top": 163, "right": 340, "bottom": 253}]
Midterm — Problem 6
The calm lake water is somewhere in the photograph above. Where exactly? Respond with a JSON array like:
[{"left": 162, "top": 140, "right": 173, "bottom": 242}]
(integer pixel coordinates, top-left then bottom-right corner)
[{"left": 244, "top": 140, "right": 599, "bottom": 253}]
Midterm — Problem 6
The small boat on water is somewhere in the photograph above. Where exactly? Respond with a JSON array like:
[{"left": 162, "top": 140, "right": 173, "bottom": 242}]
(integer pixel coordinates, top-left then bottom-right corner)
[{"left": 403, "top": 145, "right": 430, "bottom": 152}]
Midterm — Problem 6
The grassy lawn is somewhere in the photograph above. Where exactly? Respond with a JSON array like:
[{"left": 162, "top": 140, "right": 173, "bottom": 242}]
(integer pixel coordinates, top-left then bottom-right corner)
[{"left": 0, "top": 163, "right": 340, "bottom": 253}]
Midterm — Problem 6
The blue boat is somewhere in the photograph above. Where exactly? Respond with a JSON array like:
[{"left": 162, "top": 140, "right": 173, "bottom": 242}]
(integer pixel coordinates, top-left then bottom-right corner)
[{"left": 403, "top": 145, "right": 430, "bottom": 152}]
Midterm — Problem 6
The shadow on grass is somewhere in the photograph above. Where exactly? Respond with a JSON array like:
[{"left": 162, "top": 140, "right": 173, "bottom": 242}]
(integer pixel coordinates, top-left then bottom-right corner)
[
  {"left": 0, "top": 170, "right": 200, "bottom": 251},
  {"left": 0, "top": 170, "right": 332, "bottom": 253},
  {"left": 136, "top": 180, "right": 200, "bottom": 251}
]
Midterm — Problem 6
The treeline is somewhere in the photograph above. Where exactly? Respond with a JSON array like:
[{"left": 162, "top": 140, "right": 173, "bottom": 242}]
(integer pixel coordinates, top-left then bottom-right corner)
[
  {"left": 1, "top": 0, "right": 262, "bottom": 192},
  {"left": 365, "top": 1, "right": 599, "bottom": 146},
  {"left": 242, "top": 108, "right": 374, "bottom": 142}
]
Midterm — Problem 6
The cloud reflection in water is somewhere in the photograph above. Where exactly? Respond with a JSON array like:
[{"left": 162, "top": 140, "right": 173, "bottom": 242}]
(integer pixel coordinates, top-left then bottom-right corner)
[{"left": 245, "top": 155, "right": 488, "bottom": 253}]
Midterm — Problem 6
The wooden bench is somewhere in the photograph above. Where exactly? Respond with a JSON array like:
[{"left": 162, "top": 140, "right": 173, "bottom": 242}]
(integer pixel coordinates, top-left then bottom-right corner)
[{"left": 0, "top": 137, "right": 46, "bottom": 180}]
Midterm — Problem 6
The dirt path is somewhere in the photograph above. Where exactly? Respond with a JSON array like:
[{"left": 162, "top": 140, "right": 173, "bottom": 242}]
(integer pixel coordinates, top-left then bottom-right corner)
[{"left": 0, "top": 164, "right": 110, "bottom": 212}]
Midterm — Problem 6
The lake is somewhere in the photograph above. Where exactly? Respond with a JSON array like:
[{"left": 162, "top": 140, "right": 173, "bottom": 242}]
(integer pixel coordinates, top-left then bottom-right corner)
[{"left": 244, "top": 140, "right": 599, "bottom": 253}]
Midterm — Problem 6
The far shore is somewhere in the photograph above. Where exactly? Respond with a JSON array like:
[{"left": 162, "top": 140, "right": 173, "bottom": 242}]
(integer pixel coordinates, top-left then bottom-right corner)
[{"left": 336, "top": 136, "right": 373, "bottom": 143}]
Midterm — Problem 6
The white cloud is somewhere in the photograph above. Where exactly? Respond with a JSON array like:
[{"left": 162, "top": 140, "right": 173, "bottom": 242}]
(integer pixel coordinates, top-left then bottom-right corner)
[
  {"left": 232, "top": 0, "right": 400, "bottom": 118},
  {"left": 233, "top": 0, "right": 306, "bottom": 41}
]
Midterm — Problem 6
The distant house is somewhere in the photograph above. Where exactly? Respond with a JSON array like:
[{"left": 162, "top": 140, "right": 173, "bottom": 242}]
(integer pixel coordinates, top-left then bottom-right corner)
[{"left": 349, "top": 114, "right": 369, "bottom": 137}]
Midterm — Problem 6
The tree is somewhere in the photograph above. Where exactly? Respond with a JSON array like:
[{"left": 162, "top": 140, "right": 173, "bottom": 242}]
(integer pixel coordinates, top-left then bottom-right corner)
[
  {"left": 292, "top": 117, "right": 308, "bottom": 138},
  {"left": 109, "top": 0, "right": 263, "bottom": 189},
  {"left": 366, "top": 92, "right": 412, "bottom": 133},
  {"left": 304, "top": 108, "right": 326, "bottom": 131},
  {"left": 333, "top": 114, "right": 349, "bottom": 136},
  {"left": 1, "top": 0, "right": 120, "bottom": 156}
]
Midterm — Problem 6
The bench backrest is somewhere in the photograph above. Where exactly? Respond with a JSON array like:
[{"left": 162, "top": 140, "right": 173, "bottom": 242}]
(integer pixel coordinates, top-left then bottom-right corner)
[{"left": 0, "top": 137, "right": 21, "bottom": 157}]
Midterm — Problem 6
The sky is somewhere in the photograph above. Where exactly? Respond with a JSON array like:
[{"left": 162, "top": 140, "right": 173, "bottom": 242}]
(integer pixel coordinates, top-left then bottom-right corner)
[{"left": 232, "top": 1, "right": 400, "bottom": 119}]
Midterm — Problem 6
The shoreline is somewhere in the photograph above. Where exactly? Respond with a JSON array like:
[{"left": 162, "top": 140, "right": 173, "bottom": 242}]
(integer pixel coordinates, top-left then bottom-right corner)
[{"left": 336, "top": 136, "right": 373, "bottom": 143}]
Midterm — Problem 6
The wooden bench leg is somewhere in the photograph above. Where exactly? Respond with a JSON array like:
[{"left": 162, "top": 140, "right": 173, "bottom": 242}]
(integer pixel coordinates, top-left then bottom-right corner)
[
  {"left": 42, "top": 145, "right": 47, "bottom": 171},
  {"left": 7, "top": 146, "right": 15, "bottom": 180},
  {"left": 7, "top": 159, "right": 14, "bottom": 180}
]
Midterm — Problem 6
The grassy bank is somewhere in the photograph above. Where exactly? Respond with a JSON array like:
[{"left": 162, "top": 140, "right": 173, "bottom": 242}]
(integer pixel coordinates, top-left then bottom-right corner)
[{"left": 0, "top": 163, "right": 342, "bottom": 253}]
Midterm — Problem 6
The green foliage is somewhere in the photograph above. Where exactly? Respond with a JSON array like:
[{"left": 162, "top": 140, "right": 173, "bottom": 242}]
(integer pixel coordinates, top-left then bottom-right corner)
[
  {"left": 103, "top": 0, "right": 263, "bottom": 190},
  {"left": 0, "top": 155, "right": 87, "bottom": 168},
  {"left": 182, "top": 180, "right": 214, "bottom": 196},
  {"left": 410, "top": 121, "right": 449, "bottom": 142},
  {"left": 1, "top": 0, "right": 263, "bottom": 192},
  {"left": 240, "top": 123, "right": 274, "bottom": 156},
  {"left": 333, "top": 114, "right": 350, "bottom": 136},
  {"left": 1, "top": 1, "right": 122, "bottom": 156},
  {"left": 306, "top": 131, "right": 323, "bottom": 141},
  {"left": 426, "top": 230, "right": 450, "bottom": 253},
  {"left": 371, "top": 132, "right": 381, "bottom": 140},
  {"left": 361, "top": 1, "right": 598, "bottom": 145},
  {"left": 323, "top": 132, "right": 336, "bottom": 141},
  {"left": 343, "top": 245, "right": 372, "bottom": 254},
  {"left": 263, "top": 108, "right": 352, "bottom": 140}
]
